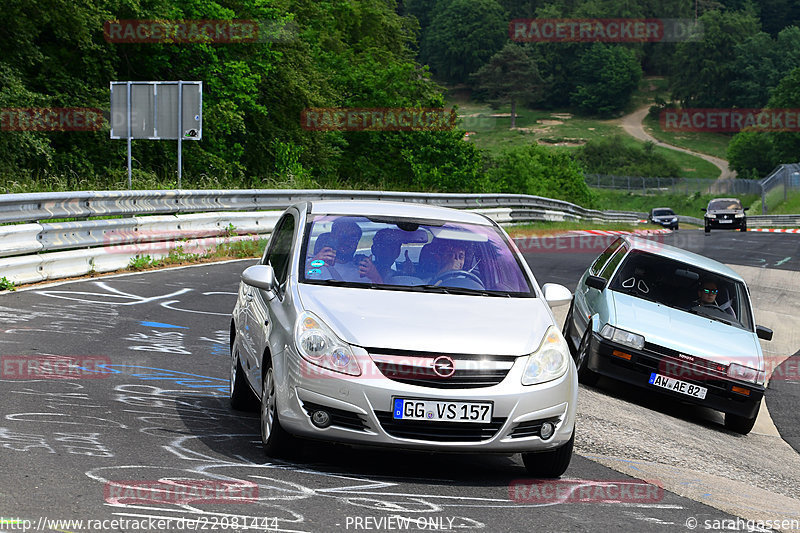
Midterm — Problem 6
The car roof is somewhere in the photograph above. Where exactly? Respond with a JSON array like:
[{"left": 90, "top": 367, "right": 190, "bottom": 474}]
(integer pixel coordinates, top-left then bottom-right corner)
[
  {"left": 651, "top": 207, "right": 673, "bottom": 211},
  {"left": 301, "top": 200, "right": 494, "bottom": 225},
  {"left": 622, "top": 235, "right": 745, "bottom": 282}
]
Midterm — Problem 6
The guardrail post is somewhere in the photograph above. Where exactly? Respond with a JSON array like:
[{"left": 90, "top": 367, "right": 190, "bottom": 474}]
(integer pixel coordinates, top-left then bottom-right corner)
[{"left": 761, "top": 183, "right": 767, "bottom": 215}]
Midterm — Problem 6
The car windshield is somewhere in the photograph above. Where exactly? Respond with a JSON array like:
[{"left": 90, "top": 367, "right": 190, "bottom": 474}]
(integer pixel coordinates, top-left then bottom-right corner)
[
  {"left": 652, "top": 209, "right": 674, "bottom": 216},
  {"left": 608, "top": 250, "right": 753, "bottom": 331},
  {"left": 708, "top": 199, "right": 742, "bottom": 211},
  {"left": 300, "top": 214, "right": 533, "bottom": 296}
]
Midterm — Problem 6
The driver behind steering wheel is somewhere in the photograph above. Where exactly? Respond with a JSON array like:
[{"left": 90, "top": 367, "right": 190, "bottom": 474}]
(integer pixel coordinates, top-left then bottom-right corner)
[{"left": 430, "top": 240, "right": 466, "bottom": 285}]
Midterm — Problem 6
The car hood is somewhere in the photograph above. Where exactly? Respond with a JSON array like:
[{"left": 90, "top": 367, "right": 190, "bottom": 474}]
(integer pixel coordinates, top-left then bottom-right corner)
[
  {"left": 297, "top": 284, "right": 554, "bottom": 356},
  {"left": 609, "top": 291, "right": 762, "bottom": 368},
  {"left": 653, "top": 216, "right": 677, "bottom": 221}
]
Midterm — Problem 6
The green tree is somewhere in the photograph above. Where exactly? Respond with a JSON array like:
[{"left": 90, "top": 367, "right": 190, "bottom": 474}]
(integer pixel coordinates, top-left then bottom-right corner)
[
  {"left": 420, "top": 0, "right": 508, "bottom": 84},
  {"left": 729, "top": 26, "right": 800, "bottom": 108},
  {"left": 727, "top": 131, "right": 776, "bottom": 178},
  {"left": 570, "top": 43, "right": 641, "bottom": 116},
  {"left": 669, "top": 9, "right": 761, "bottom": 108},
  {"left": 577, "top": 135, "right": 681, "bottom": 177},
  {"left": 763, "top": 67, "right": 800, "bottom": 165},
  {"left": 469, "top": 43, "right": 543, "bottom": 128},
  {"left": 487, "top": 144, "right": 596, "bottom": 207}
]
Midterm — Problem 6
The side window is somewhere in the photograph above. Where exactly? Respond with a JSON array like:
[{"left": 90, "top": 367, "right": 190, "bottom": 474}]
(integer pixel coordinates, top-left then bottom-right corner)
[
  {"left": 599, "top": 245, "right": 628, "bottom": 280},
  {"left": 589, "top": 238, "right": 623, "bottom": 276},
  {"left": 262, "top": 214, "right": 295, "bottom": 291}
]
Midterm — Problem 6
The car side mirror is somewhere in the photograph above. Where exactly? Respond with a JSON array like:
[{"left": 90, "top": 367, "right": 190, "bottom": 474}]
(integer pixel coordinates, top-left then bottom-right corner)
[
  {"left": 242, "top": 265, "right": 277, "bottom": 297},
  {"left": 701, "top": 208, "right": 707, "bottom": 212},
  {"left": 744, "top": 207, "right": 749, "bottom": 212},
  {"left": 586, "top": 275, "right": 607, "bottom": 291},
  {"left": 756, "top": 325, "right": 773, "bottom": 341},
  {"left": 542, "top": 283, "right": 572, "bottom": 307}
]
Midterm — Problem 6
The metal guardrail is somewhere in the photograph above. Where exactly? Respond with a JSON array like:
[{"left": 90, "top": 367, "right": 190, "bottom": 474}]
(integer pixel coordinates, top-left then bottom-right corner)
[
  {"left": 0, "top": 189, "right": 645, "bottom": 225},
  {"left": 0, "top": 189, "right": 648, "bottom": 286}
]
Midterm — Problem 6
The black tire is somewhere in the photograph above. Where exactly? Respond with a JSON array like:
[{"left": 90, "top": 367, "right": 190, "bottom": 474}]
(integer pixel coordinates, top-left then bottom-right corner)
[
  {"left": 562, "top": 302, "right": 577, "bottom": 355},
  {"left": 574, "top": 324, "right": 600, "bottom": 386},
  {"left": 522, "top": 430, "right": 574, "bottom": 478},
  {"left": 740, "top": 223, "right": 747, "bottom": 232},
  {"left": 260, "top": 360, "right": 294, "bottom": 456},
  {"left": 704, "top": 225, "right": 710, "bottom": 234},
  {"left": 724, "top": 404, "right": 759, "bottom": 435},
  {"left": 230, "top": 339, "right": 257, "bottom": 410}
]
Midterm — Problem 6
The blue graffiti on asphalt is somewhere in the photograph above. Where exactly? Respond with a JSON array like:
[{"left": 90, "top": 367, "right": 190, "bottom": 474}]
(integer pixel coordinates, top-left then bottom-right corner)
[
  {"left": 97, "top": 364, "right": 228, "bottom": 393},
  {"left": 139, "top": 321, "right": 188, "bottom": 329}
]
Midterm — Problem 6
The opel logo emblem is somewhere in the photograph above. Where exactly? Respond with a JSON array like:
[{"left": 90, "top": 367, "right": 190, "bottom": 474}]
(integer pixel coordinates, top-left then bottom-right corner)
[{"left": 432, "top": 356, "right": 456, "bottom": 378}]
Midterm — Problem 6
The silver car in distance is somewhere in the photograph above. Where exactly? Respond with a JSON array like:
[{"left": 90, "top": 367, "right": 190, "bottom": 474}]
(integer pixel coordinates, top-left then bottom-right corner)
[{"left": 230, "top": 200, "right": 577, "bottom": 477}]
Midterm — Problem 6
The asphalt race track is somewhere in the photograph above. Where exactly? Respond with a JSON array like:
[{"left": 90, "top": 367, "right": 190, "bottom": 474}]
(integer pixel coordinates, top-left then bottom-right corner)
[{"left": 0, "top": 229, "right": 798, "bottom": 532}]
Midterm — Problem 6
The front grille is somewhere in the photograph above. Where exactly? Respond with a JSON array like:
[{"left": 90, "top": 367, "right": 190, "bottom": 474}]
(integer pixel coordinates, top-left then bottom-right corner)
[
  {"left": 300, "top": 401, "right": 370, "bottom": 432},
  {"left": 368, "top": 350, "right": 516, "bottom": 389},
  {"left": 374, "top": 410, "right": 506, "bottom": 442},
  {"left": 508, "top": 417, "right": 561, "bottom": 439},
  {"left": 625, "top": 342, "right": 730, "bottom": 392}
]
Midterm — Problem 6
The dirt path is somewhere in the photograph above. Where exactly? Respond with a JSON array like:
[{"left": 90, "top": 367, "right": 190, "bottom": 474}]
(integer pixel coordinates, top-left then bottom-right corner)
[{"left": 620, "top": 105, "right": 736, "bottom": 181}]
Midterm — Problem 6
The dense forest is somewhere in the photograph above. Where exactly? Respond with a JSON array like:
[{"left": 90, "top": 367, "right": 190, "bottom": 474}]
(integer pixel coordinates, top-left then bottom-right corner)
[{"left": 1, "top": 0, "right": 800, "bottom": 203}]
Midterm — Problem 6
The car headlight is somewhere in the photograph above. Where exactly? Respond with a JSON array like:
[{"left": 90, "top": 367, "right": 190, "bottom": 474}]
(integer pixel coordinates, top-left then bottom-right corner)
[
  {"left": 706, "top": 213, "right": 716, "bottom": 219},
  {"left": 600, "top": 324, "right": 645, "bottom": 351},
  {"left": 727, "top": 362, "right": 763, "bottom": 384},
  {"left": 734, "top": 213, "right": 745, "bottom": 218},
  {"left": 521, "top": 326, "right": 570, "bottom": 386},
  {"left": 295, "top": 311, "right": 361, "bottom": 376}
]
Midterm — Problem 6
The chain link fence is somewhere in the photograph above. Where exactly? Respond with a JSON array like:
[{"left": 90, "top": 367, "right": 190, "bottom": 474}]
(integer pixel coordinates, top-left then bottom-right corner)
[
  {"left": 584, "top": 174, "right": 762, "bottom": 195},
  {"left": 586, "top": 164, "right": 800, "bottom": 214}
]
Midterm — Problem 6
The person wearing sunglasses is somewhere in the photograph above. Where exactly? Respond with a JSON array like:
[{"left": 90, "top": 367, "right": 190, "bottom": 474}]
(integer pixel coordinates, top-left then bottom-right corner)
[{"left": 693, "top": 279, "right": 736, "bottom": 318}]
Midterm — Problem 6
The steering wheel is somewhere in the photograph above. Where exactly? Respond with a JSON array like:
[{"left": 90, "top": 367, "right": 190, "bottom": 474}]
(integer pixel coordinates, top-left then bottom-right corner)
[{"left": 429, "top": 269, "right": 484, "bottom": 288}]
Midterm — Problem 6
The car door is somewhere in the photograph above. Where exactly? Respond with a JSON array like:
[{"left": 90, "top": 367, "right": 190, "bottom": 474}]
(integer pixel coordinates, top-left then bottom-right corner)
[
  {"left": 575, "top": 239, "right": 626, "bottom": 337},
  {"left": 242, "top": 211, "right": 297, "bottom": 387}
]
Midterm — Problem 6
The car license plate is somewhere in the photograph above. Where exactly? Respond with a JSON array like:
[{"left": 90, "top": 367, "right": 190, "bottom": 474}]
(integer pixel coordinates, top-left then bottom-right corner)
[
  {"left": 648, "top": 373, "right": 707, "bottom": 399},
  {"left": 719, "top": 219, "right": 732, "bottom": 223},
  {"left": 392, "top": 398, "right": 493, "bottom": 423}
]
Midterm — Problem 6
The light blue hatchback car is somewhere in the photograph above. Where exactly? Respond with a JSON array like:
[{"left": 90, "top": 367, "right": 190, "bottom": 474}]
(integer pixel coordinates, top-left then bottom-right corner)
[{"left": 565, "top": 235, "right": 773, "bottom": 434}]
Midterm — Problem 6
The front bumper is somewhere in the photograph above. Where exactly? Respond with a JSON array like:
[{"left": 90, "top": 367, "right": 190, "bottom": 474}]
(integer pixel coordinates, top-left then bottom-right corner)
[
  {"left": 652, "top": 220, "right": 678, "bottom": 229},
  {"left": 275, "top": 347, "right": 578, "bottom": 453},
  {"left": 585, "top": 333, "right": 762, "bottom": 418},
  {"left": 705, "top": 217, "right": 745, "bottom": 229}
]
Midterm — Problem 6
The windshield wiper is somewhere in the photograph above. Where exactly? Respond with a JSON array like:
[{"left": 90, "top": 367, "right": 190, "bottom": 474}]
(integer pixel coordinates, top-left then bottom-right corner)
[{"left": 416, "top": 285, "right": 512, "bottom": 297}]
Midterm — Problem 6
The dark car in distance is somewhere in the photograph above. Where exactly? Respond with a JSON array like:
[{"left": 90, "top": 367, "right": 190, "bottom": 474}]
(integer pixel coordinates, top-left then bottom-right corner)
[
  {"left": 703, "top": 198, "right": 747, "bottom": 233},
  {"left": 648, "top": 208, "right": 679, "bottom": 230}
]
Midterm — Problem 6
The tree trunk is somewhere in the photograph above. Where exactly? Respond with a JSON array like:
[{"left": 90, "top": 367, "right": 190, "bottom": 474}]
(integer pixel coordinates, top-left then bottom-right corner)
[{"left": 510, "top": 99, "right": 517, "bottom": 129}]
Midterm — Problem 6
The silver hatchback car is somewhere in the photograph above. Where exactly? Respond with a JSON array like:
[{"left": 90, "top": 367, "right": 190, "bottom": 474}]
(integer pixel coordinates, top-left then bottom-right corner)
[{"left": 230, "top": 200, "right": 577, "bottom": 477}]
